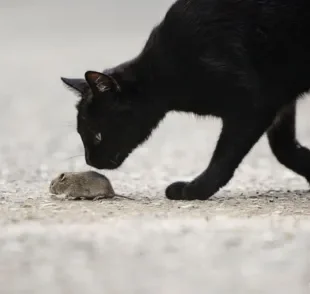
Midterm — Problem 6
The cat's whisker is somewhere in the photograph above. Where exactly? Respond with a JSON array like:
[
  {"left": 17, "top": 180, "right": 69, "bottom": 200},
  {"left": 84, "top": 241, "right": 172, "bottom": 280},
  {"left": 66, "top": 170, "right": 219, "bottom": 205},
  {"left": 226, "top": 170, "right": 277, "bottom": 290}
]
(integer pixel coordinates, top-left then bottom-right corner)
[
  {"left": 58, "top": 120, "right": 76, "bottom": 128},
  {"left": 110, "top": 159, "right": 117, "bottom": 165},
  {"left": 66, "top": 155, "right": 84, "bottom": 161}
]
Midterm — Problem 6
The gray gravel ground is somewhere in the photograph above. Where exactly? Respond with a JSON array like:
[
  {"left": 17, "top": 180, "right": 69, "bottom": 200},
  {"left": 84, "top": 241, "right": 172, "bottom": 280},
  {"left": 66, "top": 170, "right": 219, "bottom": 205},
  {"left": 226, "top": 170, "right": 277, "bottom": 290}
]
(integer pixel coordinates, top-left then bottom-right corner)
[{"left": 2, "top": 1, "right": 310, "bottom": 293}]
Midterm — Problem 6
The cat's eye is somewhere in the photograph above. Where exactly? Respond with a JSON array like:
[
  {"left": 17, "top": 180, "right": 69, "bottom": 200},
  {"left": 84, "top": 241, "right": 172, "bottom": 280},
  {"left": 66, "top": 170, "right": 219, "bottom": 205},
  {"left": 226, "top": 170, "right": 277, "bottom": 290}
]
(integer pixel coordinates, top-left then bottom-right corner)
[
  {"left": 59, "top": 173, "right": 66, "bottom": 182},
  {"left": 94, "top": 133, "right": 102, "bottom": 145}
]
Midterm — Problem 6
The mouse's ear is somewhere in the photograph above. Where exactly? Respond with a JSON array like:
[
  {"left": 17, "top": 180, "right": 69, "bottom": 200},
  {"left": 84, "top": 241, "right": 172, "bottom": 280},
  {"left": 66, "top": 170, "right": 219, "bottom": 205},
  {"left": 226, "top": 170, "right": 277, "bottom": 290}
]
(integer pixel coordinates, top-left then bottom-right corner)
[
  {"left": 61, "top": 77, "right": 87, "bottom": 94},
  {"left": 59, "top": 173, "right": 66, "bottom": 182},
  {"left": 84, "top": 71, "right": 121, "bottom": 94}
]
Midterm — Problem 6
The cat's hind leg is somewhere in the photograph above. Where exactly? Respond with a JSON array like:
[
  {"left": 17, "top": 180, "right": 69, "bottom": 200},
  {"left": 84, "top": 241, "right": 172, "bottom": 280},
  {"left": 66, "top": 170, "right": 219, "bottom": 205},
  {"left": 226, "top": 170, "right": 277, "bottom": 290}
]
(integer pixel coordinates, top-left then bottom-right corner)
[{"left": 267, "top": 101, "right": 310, "bottom": 183}]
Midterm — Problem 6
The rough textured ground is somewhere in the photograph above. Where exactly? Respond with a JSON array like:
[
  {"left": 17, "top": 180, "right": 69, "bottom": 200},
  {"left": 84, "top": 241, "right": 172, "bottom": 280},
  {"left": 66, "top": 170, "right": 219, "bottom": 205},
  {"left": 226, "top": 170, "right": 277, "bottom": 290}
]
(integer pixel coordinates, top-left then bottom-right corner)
[{"left": 2, "top": 0, "right": 310, "bottom": 293}]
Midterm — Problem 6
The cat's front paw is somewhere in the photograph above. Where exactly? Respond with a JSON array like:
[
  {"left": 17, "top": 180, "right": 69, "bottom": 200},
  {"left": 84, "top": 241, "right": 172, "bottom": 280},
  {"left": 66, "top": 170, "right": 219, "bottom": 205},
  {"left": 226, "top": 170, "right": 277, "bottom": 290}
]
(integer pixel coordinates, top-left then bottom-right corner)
[
  {"left": 165, "top": 181, "right": 189, "bottom": 200},
  {"left": 165, "top": 181, "right": 215, "bottom": 200},
  {"left": 165, "top": 181, "right": 207, "bottom": 201}
]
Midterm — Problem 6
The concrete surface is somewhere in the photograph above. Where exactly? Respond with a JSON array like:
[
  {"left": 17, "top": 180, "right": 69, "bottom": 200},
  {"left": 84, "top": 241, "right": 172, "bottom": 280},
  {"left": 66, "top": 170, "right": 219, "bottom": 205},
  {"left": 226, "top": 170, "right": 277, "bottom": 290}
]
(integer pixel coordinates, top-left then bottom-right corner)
[{"left": 2, "top": 0, "right": 310, "bottom": 293}]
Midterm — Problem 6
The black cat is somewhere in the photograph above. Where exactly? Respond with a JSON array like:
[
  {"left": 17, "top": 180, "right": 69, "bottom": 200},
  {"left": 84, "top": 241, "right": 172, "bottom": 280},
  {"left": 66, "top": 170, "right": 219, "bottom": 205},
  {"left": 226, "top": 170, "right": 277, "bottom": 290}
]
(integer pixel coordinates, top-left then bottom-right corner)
[{"left": 61, "top": 0, "right": 310, "bottom": 201}]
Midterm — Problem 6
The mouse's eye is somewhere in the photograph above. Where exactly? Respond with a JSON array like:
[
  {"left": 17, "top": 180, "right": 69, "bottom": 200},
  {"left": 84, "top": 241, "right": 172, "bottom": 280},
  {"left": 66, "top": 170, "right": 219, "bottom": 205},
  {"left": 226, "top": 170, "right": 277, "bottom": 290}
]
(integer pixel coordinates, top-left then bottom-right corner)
[
  {"left": 94, "top": 133, "right": 102, "bottom": 145},
  {"left": 59, "top": 173, "right": 66, "bottom": 181}
]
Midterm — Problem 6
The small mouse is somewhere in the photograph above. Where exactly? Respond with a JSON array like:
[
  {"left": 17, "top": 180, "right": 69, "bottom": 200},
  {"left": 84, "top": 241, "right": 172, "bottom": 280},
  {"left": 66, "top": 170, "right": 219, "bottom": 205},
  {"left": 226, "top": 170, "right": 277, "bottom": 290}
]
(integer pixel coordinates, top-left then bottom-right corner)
[{"left": 49, "top": 171, "right": 134, "bottom": 201}]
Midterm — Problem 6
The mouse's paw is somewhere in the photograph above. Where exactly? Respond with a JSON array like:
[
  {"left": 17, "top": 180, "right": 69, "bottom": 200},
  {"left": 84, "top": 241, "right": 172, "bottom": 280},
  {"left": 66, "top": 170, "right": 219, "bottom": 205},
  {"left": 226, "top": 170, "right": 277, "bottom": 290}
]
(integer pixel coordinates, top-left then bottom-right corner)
[
  {"left": 50, "top": 193, "right": 70, "bottom": 201},
  {"left": 65, "top": 194, "right": 83, "bottom": 201},
  {"left": 93, "top": 195, "right": 107, "bottom": 201}
]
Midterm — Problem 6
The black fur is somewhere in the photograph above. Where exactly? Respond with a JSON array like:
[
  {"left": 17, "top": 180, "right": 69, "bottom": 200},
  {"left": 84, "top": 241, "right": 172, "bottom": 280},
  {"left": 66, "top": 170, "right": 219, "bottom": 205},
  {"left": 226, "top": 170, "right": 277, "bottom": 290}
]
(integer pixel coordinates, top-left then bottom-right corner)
[{"left": 61, "top": 0, "right": 310, "bottom": 200}]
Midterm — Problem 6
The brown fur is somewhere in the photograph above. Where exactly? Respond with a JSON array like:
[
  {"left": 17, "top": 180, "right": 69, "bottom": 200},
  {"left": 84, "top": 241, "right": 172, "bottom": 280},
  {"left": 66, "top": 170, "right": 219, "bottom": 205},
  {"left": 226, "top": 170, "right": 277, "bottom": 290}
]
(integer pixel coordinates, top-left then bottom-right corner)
[{"left": 49, "top": 171, "right": 134, "bottom": 201}]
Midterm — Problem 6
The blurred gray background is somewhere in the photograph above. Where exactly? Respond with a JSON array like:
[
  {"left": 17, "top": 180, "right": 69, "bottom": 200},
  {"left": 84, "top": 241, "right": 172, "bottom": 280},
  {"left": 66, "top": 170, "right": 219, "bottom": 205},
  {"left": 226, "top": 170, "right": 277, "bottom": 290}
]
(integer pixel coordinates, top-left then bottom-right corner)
[{"left": 2, "top": 1, "right": 310, "bottom": 293}]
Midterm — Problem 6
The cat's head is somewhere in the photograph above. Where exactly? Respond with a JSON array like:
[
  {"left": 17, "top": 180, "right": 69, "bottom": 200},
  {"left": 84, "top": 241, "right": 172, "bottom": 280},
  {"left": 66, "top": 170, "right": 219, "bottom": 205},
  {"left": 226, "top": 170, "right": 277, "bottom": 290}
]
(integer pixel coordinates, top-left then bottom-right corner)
[{"left": 61, "top": 70, "right": 163, "bottom": 170}]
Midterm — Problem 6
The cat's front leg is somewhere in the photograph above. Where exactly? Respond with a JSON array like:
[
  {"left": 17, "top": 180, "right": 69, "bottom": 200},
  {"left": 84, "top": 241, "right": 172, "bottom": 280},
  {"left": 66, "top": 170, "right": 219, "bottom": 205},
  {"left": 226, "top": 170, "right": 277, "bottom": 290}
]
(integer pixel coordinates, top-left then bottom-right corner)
[{"left": 165, "top": 112, "right": 275, "bottom": 200}]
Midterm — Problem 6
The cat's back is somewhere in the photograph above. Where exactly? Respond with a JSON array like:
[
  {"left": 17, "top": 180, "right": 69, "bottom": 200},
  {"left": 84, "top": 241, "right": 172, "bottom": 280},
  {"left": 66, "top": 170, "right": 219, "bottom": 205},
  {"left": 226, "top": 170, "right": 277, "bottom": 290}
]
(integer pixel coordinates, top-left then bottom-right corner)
[
  {"left": 162, "top": 0, "right": 310, "bottom": 32},
  {"left": 159, "top": 0, "right": 310, "bottom": 54},
  {"left": 152, "top": 0, "right": 310, "bottom": 88}
]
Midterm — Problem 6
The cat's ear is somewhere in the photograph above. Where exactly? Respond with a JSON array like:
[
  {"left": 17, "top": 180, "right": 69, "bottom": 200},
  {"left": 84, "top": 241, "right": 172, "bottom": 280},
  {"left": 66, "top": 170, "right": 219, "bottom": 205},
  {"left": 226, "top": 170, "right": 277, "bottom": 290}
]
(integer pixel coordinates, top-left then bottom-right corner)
[
  {"left": 61, "top": 77, "right": 87, "bottom": 94},
  {"left": 84, "top": 71, "right": 121, "bottom": 94}
]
